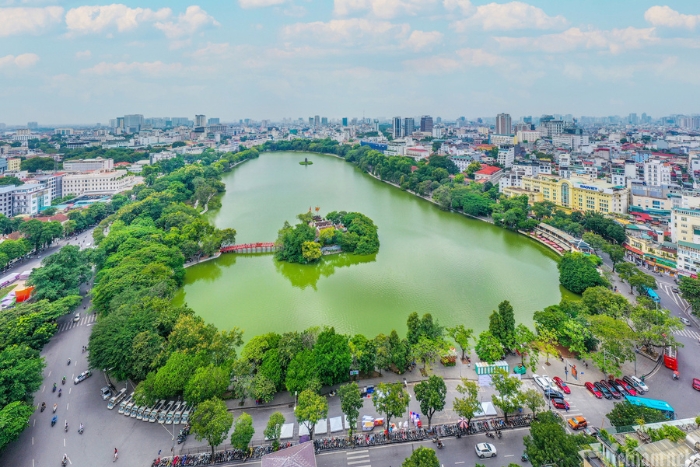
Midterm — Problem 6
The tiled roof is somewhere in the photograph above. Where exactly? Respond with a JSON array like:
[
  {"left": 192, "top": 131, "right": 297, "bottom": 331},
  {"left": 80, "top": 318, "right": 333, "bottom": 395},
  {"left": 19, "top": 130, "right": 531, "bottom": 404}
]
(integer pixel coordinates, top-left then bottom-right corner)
[{"left": 262, "top": 441, "right": 316, "bottom": 467}]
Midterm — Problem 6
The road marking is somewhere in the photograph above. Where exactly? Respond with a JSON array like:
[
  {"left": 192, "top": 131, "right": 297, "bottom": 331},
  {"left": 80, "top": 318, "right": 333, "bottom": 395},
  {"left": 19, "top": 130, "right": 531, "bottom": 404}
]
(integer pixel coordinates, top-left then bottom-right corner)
[
  {"left": 48, "top": 371, "right": 51, "bottom": 377},
  {"left": 32, "top": 437, "right": 34, "bottom": 445},
  {"left": 455, "top": 462, "right": 465, "bottom": 464},
  {"left": 504, "top": 455, "right": 514, "bottom": 458},
  {"left": 69, "top": 388, "right": 72, "bottom": 395},
  {"left": 347, "top": 454, "right": 369, "bottom": 460},
  {"left": 67, "top": 403, "right": 69, "bottom": 410},
  {"left": 42, "top": 386, "right": 45, "bottom": 393},
  {"left": 33, "top": 419, "right": 35, "bottom": 427},
  {"left": 348, "top": 450, "right": 368, "bottom": 454},
  {"left": 64, "top": 438, "right": 66, "bottom": 447},
  {"left": 87, "top": 323, "right": 94, "bottom": 327}
]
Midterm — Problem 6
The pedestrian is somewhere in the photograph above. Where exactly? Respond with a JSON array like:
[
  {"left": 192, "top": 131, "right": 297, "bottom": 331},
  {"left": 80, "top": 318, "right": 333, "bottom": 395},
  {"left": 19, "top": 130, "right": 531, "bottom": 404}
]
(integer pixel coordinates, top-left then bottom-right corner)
[
  {"left": 158, "top": 450, "right": 161, "bottom": 457},
  {"left": 565, "top": 405, "right": 569, "bottom": 412}
]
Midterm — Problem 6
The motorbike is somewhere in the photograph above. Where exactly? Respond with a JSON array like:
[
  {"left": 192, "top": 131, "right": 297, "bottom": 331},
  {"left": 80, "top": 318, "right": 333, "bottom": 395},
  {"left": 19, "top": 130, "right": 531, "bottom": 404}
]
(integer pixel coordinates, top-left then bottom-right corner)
[
  {"left": 78, "top": 424, "right": 84, "bottom": 435},
  {"left": 58, "top": 389, "right": 62, "bottom": 398},
  {"left": 496, "top": 430, "right": 502, "bottom": 439},
  {"left": 40, "top": 402, "right": 46, "bottom": 412},
  {"left": 64, "top": 422, "right": 68, "bottom": 432},
  {"left": 52, "top": 384, "right": 57, "bottom": 393},
  {"left": 67, "top": 359, "right": 71, "bottom": 366},
  {"left": 485, "top": 431, "right": 494, "bottom": 438},
  {"left": 522, "top": 453, "right": 529, "bottom": 463},
  {"left": 62, "top": 377, "right": 66, "bottom": 385},
  {"left": 436, "top": 440, "right": 444, "bottom": 449},
  {"left": 62, "top": 456, "right": 68, "bottom": 467},
  {"left": 53, "top": 404, "right": 57, "bottom": 413},
  {"left": 51, "top": 416, "right": 57, "bottom": 427}
]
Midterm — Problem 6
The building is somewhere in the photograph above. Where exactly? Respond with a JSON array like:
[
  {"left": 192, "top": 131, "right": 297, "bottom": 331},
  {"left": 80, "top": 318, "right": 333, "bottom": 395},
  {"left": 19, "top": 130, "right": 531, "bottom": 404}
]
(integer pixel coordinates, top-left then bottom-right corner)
[
  {"left": 195, "top": 115, "right": 207, "bottom": 127},
  {"left": 497, "top": 146, "right": 515, "bottom": 168},
  {"left": 6, "top": 158, "right": 20, "bottom": 172},
  {"left": 392, "top": 117, "right": 402, "bottom": 138},
  {"left": 403, "top": 118, "right": 414, "bottom": 137},
  {"left": 63, "top": 157, "right": 114, "bottom": 172},
  {"left": 61, "top": 170, "right": 136, "bottom": 197},
  {"left": 12, "top": 184, "right": 50, "bottom": 215},
  {"left": 27, "top": 122, "right": 38, "bottom": 130},
  {"left": 490, "top": 134, "right": 516, "bottom": 146},
  {"left": 420, "top": 115, "right": 433, "bottom": 133},
  {"left": 314, "top": 115, "right": 320, "bottom": 128},
  {"left": 405, "top": 146, "right": 429, "bottom": 160},
  {"left": 13, "top": 128, "right": 31, "bottom": 142},
  {"left": 207, "top": 118, "right": 220, "bottom": 125},
  {"left": 449, "top": 155, "right": 474, "bottom": 172},
  {"left": 54, "top": 128, "right": 74, "bottom": 136},
  {"left": 644, "top": 159, "right": 672, "bottom": 187},
  {"left": 670, "top": 207, "right": 700, "bottom": 243},
  {"left": 342, "top": 117, "right": 348, "bottom": 127},
  {"left": 474, "top": 165, "right": 503, "bottom": 183},
  {"left": 516, "top": 130, "right": 540, "bottom": 143},
  {"left": 150, "top": 151, "right": 177, "bottom": 163},
  {"left": 0, "top": 158, "right": 7, "bottom": 174},
  {"left": 495, "top": 113, "right": 512, "bottom": 136},
  {"left": 0, "top": 186, "right": 16, "bottom": 217},
  {"left": 123, "top": 114, "right": 144, "bottom": 132},
  {"left": 677, "top": 241, "right": 700, "bottom": 277},
  {"left": 32, "top": 174, "right": 64, "bottom": 200},
  {"left": 503, "top": 174, "right": 630, "bottom": 214}
]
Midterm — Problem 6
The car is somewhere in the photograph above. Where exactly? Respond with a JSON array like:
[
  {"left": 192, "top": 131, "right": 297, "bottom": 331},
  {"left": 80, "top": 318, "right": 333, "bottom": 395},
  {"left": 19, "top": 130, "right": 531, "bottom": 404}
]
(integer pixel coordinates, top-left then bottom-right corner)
[
  {"left": 551, "top": 398, "right": 570, "bottom": 410},
  {"left": 100, "top": 386, "right": 112, "bottom": 400},
  {"left": 615, "top": 379, "right": 637, "bottom": 396},
  {"left": 475, "top": 443, "right": 497, "bottom": 458},
  {"left": 608, "top": 379, "right": 629, "bottom": 396},
  {"left": 73, "top": 313, "right": 80, "bottom": 322},
  {"left": 594, "top": 382, "right": 613, "bottom": 399},
  {"left": 599, "top": 380, "right": 621, "bottom": 399},
  {"left": 680, "top": 317, "right": 691, "bottom": 326},
  {"left": 673, "top": 287, "right": 680, "bottom": 293},
  {"left": 693, "top": 378, "right": 700, "bottom": 391},
  {"left": 567, "top": 416, "right": 587, "bottom": 430},
  {"left": 533, "top": 374, "right": 552, "bottom": 390},
  {"left": 552, "top": 376, "right": 571, "bottom": 394},
  {"left": 74, "top": 370, "right": 92, "bottom": 384},
  {"left": 585, "top": 382, "right": 603, "bottom": 399},
  {"left": 583, "top": 426, "right": 599, "bottom": 438},
  {"left": 623, "top": 375, "right": 648, "bottom": 394},
  {"left": 543, "top": 388, "right": 564, "bottom": 400}
]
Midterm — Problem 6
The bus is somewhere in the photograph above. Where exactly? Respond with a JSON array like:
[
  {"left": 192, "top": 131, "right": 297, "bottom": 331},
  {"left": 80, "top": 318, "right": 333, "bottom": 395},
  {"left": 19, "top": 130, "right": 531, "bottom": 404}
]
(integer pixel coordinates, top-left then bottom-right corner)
[
  {"left": 644, "top": 287, "right": 660, "bottom": 303},
  {"left": 625, "top": 395, "right": 675, "bottom": 420},
  {"left": 663, "top": 346, "right": 678, "bottom": 370}
]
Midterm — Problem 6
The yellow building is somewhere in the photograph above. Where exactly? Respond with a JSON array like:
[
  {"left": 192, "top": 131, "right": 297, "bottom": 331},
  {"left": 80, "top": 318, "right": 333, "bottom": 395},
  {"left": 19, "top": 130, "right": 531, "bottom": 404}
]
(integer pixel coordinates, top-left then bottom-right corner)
[
  {"left": 503, "top": 174, "right": 629, "bottom": 214},
  {"left": 7, "top": 158, "right": 20, "bottom": 172}
]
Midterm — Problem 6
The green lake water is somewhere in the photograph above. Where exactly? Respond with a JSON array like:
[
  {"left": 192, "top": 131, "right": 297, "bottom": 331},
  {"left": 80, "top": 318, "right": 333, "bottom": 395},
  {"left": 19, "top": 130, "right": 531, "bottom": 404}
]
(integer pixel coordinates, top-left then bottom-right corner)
[{"left": 174, "top": 152, "right": 570, "bottom": 339}]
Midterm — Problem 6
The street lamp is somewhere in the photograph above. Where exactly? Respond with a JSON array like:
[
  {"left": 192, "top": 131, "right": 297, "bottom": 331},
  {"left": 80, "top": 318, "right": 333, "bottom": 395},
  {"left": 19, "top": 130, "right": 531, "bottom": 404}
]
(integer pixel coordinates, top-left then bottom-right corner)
[{"left": 159, "top": 421, "right": 175, "bottom": 455}]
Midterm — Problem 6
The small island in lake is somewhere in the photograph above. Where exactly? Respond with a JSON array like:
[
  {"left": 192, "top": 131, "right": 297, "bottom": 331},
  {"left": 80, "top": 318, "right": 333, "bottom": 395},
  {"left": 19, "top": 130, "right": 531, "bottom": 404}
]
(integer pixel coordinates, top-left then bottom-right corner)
[
  {"left": 275, "top": 210, "right": 379, "bottom": 264},
  {"left": 299, "top": 157, "right": 313, "bottom": 165}
]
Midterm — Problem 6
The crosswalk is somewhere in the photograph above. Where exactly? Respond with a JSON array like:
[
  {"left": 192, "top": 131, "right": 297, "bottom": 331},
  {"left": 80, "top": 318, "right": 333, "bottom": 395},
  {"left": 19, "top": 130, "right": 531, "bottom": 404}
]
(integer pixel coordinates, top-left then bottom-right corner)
[
  {"left": 57, "top": 314, "right": 96, "bottom": 332},
  {"left": 674, "top": 328, "right": 700, "bottom": 340},
  {"left": 658, "top": 282, "right": 690, "bottom": 309},
  {"left": 346, "top": 449, "right": 371, "bottom": 467}
]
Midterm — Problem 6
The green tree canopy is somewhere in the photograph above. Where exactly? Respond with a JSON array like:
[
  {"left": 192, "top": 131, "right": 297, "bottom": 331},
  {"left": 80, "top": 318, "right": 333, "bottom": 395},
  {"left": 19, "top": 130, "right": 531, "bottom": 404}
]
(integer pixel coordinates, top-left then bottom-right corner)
[
  {"left": 558, "top": 252, "right": 609, "bottom": 294},
  {"left": 606, "top": 401, "right": 667, "bottom": 427},
  {"left": 230, "top": 413, "right": 255, "bottom": 450},
  {"left": 524, "top": 411, "right": 594, "bottom": 467},
  {"left": 475, "top": 331, "right": 503, "bottom": 363},
  {"left": 338, "top": 382, "right": 364, "bottom": 437},
  {"left": 295, "top": 389, "right": 328, "bottom": 439},
  {"left": 264, "top": 412, "right": 286, "bottom": 446},
  {"left": 190, "top": 398, "right": 234, "bottom": 456},
  {"left": 413, "top": 375, "right": 446, "bottom": 428},
  {"left": 402, "top": 447, "right": 440, "bottom": 467},
  {"left": 372, "top": 382, "right": 409, "bottom": 428}
]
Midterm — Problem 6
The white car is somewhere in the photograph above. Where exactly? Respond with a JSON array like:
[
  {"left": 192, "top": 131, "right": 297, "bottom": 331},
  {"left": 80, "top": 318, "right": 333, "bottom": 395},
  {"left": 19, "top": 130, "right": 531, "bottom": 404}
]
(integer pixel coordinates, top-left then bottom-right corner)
[
  {"left": 628, "top": 375, "right": 649, "bottom": 393},
  {"left": 73, "top": 313, "right": 80, "bottom": 322},
  {"left": 475, "top": 443, "right": 497, "bottom": 458},
  {"left": 533, "top": 374, "right": 552, "bottom": 391},
  {"left": 680, "top": 317, "right": 691, "bottom": 326}
]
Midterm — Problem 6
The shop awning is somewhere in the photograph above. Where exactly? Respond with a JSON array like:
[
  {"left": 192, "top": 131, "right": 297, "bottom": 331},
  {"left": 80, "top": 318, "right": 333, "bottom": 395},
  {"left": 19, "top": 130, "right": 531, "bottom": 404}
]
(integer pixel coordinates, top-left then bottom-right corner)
[{"left": 624, "top": 244, "right": 644, "bottom": 256}]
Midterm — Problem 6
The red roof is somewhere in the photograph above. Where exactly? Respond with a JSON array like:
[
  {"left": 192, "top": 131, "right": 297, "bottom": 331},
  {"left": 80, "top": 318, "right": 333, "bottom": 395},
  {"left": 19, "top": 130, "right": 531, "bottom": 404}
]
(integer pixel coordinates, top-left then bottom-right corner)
[{"left": 475, "top": 165, "right": 501, "bottom": 175}]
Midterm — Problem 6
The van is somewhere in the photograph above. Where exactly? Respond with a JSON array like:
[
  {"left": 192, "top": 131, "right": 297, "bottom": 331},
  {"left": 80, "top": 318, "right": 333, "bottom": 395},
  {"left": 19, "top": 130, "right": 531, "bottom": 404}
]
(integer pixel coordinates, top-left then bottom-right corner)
[
  {"left": 158, "top": 401, "right": 175, "bottom": 424},
  {"left": 123, "top": 398, "right": 136, "bottom": 416},
  {"left": 137, "top": 405, "right": 150, "bottom": 421},
  {"left": 149, "top": 400, "right": 166, "bottom": 423},
  {"left": 131, "top": 405, "right": 141, "bottom": 418},
  {"left": 118, "top": 392, "right": 134, "bottom": 414},
  {"left": 181, "top": 404, "right": 192, "bottom": 425},
  {"left": 107, "top": 388, "right": 127, "bottom": 410},
  {"left": 174, "top": 402, "right": 187, "bottom": 425},
  {"left": 166, "top": 402, "right": 181, "bottom": 425}
]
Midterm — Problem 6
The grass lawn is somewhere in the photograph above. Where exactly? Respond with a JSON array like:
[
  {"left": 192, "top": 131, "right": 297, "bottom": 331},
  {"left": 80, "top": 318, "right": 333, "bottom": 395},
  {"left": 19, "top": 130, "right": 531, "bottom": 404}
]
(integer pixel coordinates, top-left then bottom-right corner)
[{"left": 0, "top": 284, "right": 17, "bottom": 300}]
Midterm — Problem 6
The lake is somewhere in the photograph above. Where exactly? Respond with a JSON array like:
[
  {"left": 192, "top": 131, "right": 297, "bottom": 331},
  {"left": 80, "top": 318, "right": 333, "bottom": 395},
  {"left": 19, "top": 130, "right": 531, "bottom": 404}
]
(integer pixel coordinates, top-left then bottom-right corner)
[{"left": 174, "top": 151, "right": 569, "bottom": 339}]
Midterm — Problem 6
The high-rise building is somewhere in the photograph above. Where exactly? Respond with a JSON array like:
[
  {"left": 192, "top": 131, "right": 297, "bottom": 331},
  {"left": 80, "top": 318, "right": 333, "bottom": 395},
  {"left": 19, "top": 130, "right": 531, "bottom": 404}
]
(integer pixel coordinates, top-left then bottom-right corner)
[
  {"left": 523, "top": 116, "right": 533, "bottom": 124},
  {"left": 403, "top": 118, "right": 415, "bottom": 137},
  {"left": 123, "top": 114, "right": 144, "bottom": 132},
  {"left": 321, "top": 117, "right": 328, "bottom": 126},
  {"left": 393, "top": 117, "right": 402, "bottom": 138},
  {"left": 342, "top": 118, "right": 348, "bottom": 127},
  {"left": 208, "top": 118, "right": 220, "bottom": 125},
  {"left": 420, "top": 115, "right": 433, "bottom": 133},
  {"left": 644, "top": 159, "right": 671, "bottom": 187},
  {"left": 308, "top": 117, "right": 313, "bottom": 125},
  {"left": 195, "top": 115, "right": 207, "bottom": 127},
  {"left": 628, "top": 113, "right": 638, "bottom": 125},
  {"left": 314, "top": 115, "right": 320, "bottom": 127},
  {"left": 496, "top": 113, "right": 512, "bottom": 135},
  {"left": 171, "top": 117, "right": 191, "bottom": 127},
  {"left": 27, "top": 122, "right": 38, "bottom": 130},
  {"left": 436, "top": 117, "right": 442, "bottom": 124}
]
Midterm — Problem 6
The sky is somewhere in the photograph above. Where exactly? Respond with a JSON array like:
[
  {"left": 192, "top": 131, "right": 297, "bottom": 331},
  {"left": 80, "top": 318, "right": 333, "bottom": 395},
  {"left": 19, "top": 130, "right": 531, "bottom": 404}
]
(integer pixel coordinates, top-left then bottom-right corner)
[{"left": 1, "top": 0, "right": 700, "bottom": 125}]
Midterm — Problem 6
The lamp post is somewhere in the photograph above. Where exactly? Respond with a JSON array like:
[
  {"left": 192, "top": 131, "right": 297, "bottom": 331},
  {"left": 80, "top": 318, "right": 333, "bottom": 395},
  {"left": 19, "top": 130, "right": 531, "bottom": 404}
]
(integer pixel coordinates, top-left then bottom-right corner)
[{"left": 159, "top": 421, "right": 175, "bottom": 456}]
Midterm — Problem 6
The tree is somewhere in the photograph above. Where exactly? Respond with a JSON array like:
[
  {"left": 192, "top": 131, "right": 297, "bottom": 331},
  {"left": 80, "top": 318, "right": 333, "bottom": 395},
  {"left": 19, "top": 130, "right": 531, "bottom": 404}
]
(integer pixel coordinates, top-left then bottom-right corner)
[
  {"left": 605, "top": 244, "right": 626, "bottom": 271},
  {"left": 230, "top": 413, "right": 255, "bottom": 451},
  {"left": 558, "top": 252, "right": 609, "bottom": 294},
  {"left": 489, "top": 300, "right": 515, "bottom": 349},
  {"left": 531, "top": 201, "right": 555, "bottom": 220},
  {"left": 491, "top": 368, "right": 523, "bottom": 423},
  {"left": 313, "top": 327, "right": 351, "bottom": 386},
  {"left": 513, "top": 324, "right": 539, "bottom": 372},
  {"left": 535, "top": 327, "right": 558, "bottom": 364},
  {"left": 190, "top": 398, "right": 234, "bottom": 457},
  {"left": 411, "top": 336, "right": 446, "bottom": 371},
  {"left": 0, "top": 401, "right": 34, "bottom": 451},
  {"left": 301, "top": 241, "right": 322, "bottom": 262},
  {"left": 338, "top": 382, "right": 364, "bottom": 437},
  {"left": 524, "top": 412, "right": 593, "bottom": 467},
  {"left": 475, "top": 331, "right": 503, "bottom": 363},
  {"left": 432, "top": 185, "right": 452, "bottom": 210},
  {"left": 629, "top": 270, "right": 657, "bottom": 296},
  {"left": 446, "top": 325, "right": 474, "bottom": 360},
  {"left": 183, "top": 365, "right": 229, "bottom": 405},
  {"left": 295, "top": 389, "right": 328, "bottom": 440},
  {"left": 606, "top": 401, "right": 667, "bottom": 427},
  {"left": 264, "top": 412, "right": 285, "bottom": 448},
  {"left": 402, "top": 447, "right": 440, "bottom": 467},
  {"left": 453, "top": 378, "right": 481, "bottom": 426},
  {"left": 588, "top": 315, "right": 637, "bottom": 377},
  {"left": 630, "top": 304, "right": 683, "bottom": 350},
  {"left": 521, "top": 388, "right": 545, "bottom": 418},
  {"left": 0, "top": 345, "right": 45, "bottom": 408},
  {"left": 616, "top": 262, "right": 638, "bottom": 285},
  {"left": 249, "top": 373, "right": 277, "bottom": 404},
  {"left": 466, "top": 161, "right": 482, "bottom": 178},
  {"left": 285, "top": 349, "right": 320, "bottom": 395},
  {"left": 679, "top": 276, "right": 700, "bottom": 317},
  {"left": 581, "top": 286, "right": 630, "bottom": 318},
  {"left": 413, "top": 375, "right": 446, "bottom": 429},
  {"left": 372, "top": 382, "right": 409, "bottom": 429},
  {"left": 582, "top": 232, "right": 607, "bottom": 254}
]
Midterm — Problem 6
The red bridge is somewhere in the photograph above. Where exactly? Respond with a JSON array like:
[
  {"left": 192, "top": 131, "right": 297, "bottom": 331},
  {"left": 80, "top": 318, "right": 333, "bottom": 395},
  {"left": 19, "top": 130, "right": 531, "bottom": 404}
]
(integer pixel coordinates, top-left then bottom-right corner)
[{"left": 220, "top": 242, "right": 277, "bottom": 254}]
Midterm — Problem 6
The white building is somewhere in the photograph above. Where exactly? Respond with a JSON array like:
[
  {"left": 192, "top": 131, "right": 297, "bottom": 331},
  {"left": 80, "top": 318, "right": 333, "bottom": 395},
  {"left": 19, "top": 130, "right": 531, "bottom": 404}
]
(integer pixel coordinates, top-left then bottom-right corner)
[
  {"left": 644, "top": 159, "right": 672, "bottom": 187},
  {"left": 677, "top": 241, "right": 700, "bottom": 276},
  {"left": 61, "top": 170, "right": 136, "bottom": 197},
  {"left": 151, "top": 151, "right": 177, "bottom": 163},
  {"left": 516, "top": 130, "right": 540, "bottom": 144},
  {"left": 63, "top": 157, "right": 114, "bottom": 172},
  {"left": 491, "top": 134, "right": 516, "bottom": 146},
  {"left": 0, "top": 186, "right": 16, "bottom": 217},
  {"left": 12, "top": 184, "right": 50, "bottom": 215},
  {"left": 449, "top": 155, "right": 474, "bottom": 172},
  {"left": 497, "top": 146, "right": 515, "bottom": 168},
  {"left": 552, "top": 134, "right": 590, "bottom": 150}
]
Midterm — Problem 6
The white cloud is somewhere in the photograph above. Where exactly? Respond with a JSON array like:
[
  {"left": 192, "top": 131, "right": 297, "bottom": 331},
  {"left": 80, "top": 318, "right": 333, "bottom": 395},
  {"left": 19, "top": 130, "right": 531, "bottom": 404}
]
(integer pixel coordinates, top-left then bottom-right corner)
[
  {"left": 404, "top": 30, "right": 443, "bottom": 51},
  {"left": 65, "top": 4, "right": 171, "bottom": 34},
  {"left": 189, "top": 42, "right": 231, "bottom": 59},
  {"left": 154, "top": 6, "right": 219, "bottom": 39},
  {"left": 333, "top": 0, "right": 438, "bottom": 19},
  {"left": 442, "top": 0, "right": 473, "bottom": 16},
  {"left": 404, "top": 47, "right": 503, "bottom": 73},
  {"left": 0, "top": 6, "right": 63, "bottom": 37},
  {"left": 644, "top": 5, "right": 700, "bottom": 29},
  {"left": 81, "top": 61, "right": 183, "bottom": 76},
  {"left": 495, "top": 27, "right": 658, "bottom": 54},
  {"left": 75, "top": 50, "right": 92, "bottom": 59},
  {"left": 239, "top": 0, "right": 287, "bottom": 8},
  {"left": 282, "top": 18, "right": 410, "bottom": 44},
  {"left": 451, "top": 1, "right": 567, "bottom": 31},
  {"left": 0, "top": 53, "right": 40, "bottom": 69}
]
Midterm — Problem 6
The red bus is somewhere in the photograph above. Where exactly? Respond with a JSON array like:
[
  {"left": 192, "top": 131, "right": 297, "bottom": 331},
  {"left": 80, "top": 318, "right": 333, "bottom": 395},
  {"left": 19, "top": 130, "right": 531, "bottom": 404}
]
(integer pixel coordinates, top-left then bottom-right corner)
[{"left": 663, "top": 346, "right": 678, "bottom": 371}]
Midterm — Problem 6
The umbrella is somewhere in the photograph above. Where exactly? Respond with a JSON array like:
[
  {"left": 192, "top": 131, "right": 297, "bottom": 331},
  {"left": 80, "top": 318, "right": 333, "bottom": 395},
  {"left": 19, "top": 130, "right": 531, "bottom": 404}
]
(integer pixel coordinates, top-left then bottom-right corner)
[{"left": 457, "top": 418, "right": 468, "bottom": 430}]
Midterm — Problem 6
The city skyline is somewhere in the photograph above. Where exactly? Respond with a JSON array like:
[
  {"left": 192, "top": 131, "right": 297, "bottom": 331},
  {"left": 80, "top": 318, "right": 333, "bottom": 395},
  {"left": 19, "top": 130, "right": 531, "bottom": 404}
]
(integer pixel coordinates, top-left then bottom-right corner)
[{"left": 1, "top": 0, "right": 700, "bottom": 123}]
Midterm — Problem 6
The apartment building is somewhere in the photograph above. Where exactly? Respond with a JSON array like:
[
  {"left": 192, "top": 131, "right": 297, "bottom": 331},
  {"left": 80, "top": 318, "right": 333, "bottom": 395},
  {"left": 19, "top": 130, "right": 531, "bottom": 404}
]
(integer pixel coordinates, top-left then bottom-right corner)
[
  {"left": 62, "top": 170, "right": 135, "bottom": 197},
  {"left": 32, "top": 174, "right": 64, "bottom": 200},
  {"left": 12, "top": 184, "right": 50, "bottom": 216},
  {"left": 670, "top": 207, "right": 700, "bottom": 243},
  {"left": 63, "top": 157, "right": 114, "bottom": 172},
  {"left": 6, "top": 158, "right": 20, "bottom": 172},
  {"left": 0, "top": 186, "right": 16, "bottom": 217},
  {"left": 643, "top": 159, "right": 672, "bottom": 187}
]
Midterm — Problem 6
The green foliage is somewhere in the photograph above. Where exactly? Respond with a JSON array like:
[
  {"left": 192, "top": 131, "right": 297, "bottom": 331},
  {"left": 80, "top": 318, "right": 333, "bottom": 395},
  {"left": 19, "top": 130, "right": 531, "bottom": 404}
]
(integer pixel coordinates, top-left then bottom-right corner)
[
  {"left": 301, "top": 241, "right": 322, "bottom": 262},
  {"left": 679, "top": 276, "right": 700, "bottom": 317},
  {"left": 190, "top": 398, "right": 234, "bottom": 456},
  {"left": 372, "top": 382, "right": 409, "bottom": 427},
  {"left": 0, "top": 176, "right": 23, "bottom": 187},
  {"left": 414, "top": 375, "right": 446, "bottom": 428},
  {"left": 606, "top": 401, "right": 668, "bottom": 427},
  {"left": 184, "top": 365, "right": 230, "bottom": 405},
  {"left": 489, "top": 300, "right": 516, "bottom": 349},
  {"left": 453, "top": 378, "right": 481, "bottom": 423},
  {"left": 446, "top": 325, "right": 474, "bottom": 360},
  {"left": 313, "top": 327, "right": 352, "bottom": 386},
  {"left": 588, "top": 315, "right": 636, "bottom": 376},
  {"left": 250, "top": 373, "right": 276, "bottom": 404},
  {"left": 491, "top": 368, "right": 523, "bottom": 423},
  {"left": 524, "top": 411, "right": 594, "bottom": 467},
  {"left": 558, "top": 252, "right": 609, "bottom": 294},
  {"left": 264, "top": 412, "right": 286, "bottom": 445},
  {"left": 21, "top": 157, "right": 55, "bottom": 172},
  {"left": 295, "top": 389, "right": 328, "bottom": 439},
  {"left": 475, "top": 331, "right": 503, "bottom": 363},
  {"left": 402, "top": 446, "right": 440, "bottom": 467},
  {"left": 0, "top": 401, "right": 35, "bottom": 451},
  {"left": 338, "top": 383, "right": 363, "bottom": 437},
  {"left": 230, "top": 413, "right": 255, "bottom": 450},
  {"left": 285, "top": 349, "right": 320, "bottom": 395},
  {"left": 521, "top": 388, "right": 545, "bottom": 417},
  {"left": 28, "top": 245, "right": 92, "bottom": 301},
  {"left": 581, "top": 286, "right": 630, "bottom": 318},
  {"left": 0, "top": 345, "right": 45, "bottom": 408}
]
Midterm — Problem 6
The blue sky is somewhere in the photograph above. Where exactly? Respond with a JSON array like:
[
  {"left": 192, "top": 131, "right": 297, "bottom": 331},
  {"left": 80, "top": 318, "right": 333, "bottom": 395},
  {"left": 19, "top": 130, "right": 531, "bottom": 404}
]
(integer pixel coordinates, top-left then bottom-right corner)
[{"left": 1, "top": 0, "right": 699, "bottom": 124}]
